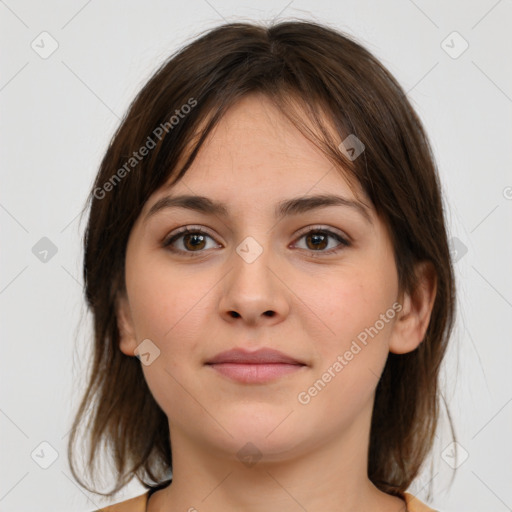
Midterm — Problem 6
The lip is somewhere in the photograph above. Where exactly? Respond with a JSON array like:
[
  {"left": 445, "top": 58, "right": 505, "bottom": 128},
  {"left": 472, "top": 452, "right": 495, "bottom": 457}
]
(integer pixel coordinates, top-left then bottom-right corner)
[
  {"left": 206, "top": 347, "right": 304, "bottom": 365},
  {"left": 205, "top": 348, "right": 307, "bottom": 384}
]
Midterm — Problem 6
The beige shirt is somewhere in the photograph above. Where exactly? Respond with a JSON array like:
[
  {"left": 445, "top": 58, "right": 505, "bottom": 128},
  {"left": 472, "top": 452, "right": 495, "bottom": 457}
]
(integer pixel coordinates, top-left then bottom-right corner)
[{"left": 95, "top": 490, "right": 437, "bottom": 511}]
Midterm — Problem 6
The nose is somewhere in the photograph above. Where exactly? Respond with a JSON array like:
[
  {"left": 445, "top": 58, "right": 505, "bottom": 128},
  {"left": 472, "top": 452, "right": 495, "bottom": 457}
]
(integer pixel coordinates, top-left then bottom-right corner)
[{"left": 218, "top": 242, "right": 290, "bottom": 326}]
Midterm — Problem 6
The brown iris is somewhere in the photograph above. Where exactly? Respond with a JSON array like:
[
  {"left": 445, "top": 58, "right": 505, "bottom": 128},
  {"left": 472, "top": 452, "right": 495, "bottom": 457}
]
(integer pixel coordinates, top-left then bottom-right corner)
[{"left": 305, "top": 231, "right": 329, "bottom": 251}]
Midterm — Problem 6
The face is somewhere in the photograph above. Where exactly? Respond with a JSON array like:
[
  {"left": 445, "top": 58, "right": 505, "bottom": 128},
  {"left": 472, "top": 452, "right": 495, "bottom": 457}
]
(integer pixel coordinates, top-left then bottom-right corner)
[{"left": 117, "top": 93, "right": 407, "bottom": 463}]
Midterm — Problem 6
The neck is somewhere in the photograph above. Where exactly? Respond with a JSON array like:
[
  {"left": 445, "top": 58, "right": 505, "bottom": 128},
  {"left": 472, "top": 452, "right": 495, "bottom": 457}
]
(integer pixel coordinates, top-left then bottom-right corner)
[{"left": 149, "top": 405, "right": 407, "bottom": 512}]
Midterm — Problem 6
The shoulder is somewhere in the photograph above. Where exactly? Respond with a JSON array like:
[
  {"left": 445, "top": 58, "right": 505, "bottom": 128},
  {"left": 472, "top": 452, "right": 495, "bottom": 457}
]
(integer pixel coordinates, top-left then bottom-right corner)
[
  {"left": 403, "top": 492, "right": 439, "bottom": 512},
  {"left": 91, "top": 489, "right": 435, "bottom": 512},
  {"left": 93, "top": 491, "right": 148, "bottom": 512}
]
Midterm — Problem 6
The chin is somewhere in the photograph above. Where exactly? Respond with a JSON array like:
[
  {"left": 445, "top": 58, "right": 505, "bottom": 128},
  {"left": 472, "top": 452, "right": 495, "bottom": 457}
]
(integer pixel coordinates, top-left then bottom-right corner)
[{"left": 205, "top": 408, "right": 312, "bottom": 459}]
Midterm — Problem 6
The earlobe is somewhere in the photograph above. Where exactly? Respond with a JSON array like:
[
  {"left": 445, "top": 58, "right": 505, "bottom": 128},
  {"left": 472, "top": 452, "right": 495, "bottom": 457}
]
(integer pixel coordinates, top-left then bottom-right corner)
[
  {"left": 115, "top": 294, "right": 138, "bottom": 356},
  {"left": 389, "top": 261, "right": 437, "bottom": 355}
]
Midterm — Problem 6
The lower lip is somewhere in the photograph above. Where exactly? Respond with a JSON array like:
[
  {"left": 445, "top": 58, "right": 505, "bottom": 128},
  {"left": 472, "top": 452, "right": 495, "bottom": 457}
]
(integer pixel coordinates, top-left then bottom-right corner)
[{"left": 207, "top": 363, "right": 305, "bottom": 383}]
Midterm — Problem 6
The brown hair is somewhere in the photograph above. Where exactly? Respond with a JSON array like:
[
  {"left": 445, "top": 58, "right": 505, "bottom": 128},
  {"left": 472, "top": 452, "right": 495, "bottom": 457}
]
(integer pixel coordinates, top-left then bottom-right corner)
[{"left": 68, "top": 19, "right": 456, "bottom": 499}]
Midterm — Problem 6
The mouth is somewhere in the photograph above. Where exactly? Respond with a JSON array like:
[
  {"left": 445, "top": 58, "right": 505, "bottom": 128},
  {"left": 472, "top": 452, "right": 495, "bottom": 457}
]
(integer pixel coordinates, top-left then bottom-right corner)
[{"left": 205, "top": 347, "right": 307, "bottom": 384}]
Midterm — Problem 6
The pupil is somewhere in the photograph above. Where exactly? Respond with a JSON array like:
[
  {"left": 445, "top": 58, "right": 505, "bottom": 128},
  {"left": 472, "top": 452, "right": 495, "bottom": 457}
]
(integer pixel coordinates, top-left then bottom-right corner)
[
  {"left": 309, "top": 233, "right": 326, "bottom": 250},
  {"left": 186, "top": 234, "right": 204, "bottom": 249}
]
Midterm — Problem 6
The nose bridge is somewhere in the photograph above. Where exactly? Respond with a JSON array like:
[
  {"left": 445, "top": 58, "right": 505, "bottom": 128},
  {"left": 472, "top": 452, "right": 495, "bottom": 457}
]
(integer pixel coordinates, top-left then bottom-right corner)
[
  {"left": 219, "top": 232, "right": 288, "bottom": 322},
  {"left": 231, "top": 233, "right": 276, "bottom": 293}
]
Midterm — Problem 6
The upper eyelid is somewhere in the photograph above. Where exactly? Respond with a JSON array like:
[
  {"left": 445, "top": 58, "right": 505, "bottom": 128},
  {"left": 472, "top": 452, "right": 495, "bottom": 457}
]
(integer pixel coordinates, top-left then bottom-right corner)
[{"left": 294, "top": 224, "right": 350, "bottom": 241}]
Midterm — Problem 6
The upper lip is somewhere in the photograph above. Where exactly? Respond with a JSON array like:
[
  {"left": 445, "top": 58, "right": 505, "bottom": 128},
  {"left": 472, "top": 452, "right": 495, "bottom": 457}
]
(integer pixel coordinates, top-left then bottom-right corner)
[{"left": 206, "top": 348, "right": 305, "bottom": 365}]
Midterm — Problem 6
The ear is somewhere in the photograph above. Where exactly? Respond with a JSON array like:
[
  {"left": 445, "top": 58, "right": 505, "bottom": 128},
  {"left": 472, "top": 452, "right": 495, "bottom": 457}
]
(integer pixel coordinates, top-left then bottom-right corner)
[
  {"left": 389, "top": 260, "right": 437, "bottom": 354},
  {"left": 115, "top": 293, "right": 138, "bottom": 357}
]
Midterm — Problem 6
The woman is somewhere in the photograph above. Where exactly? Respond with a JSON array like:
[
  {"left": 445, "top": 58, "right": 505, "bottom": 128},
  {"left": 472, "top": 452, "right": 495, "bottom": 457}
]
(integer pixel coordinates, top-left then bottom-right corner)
[{"left": 69, "top": 20, "right": 456, "bottom": 512}]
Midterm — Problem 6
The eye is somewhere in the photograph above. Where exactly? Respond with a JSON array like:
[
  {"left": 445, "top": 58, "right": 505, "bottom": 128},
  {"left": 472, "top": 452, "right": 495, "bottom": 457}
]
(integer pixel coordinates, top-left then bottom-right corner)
[
  {"left": 162, "top": 226, "right": 219, "bottom": 255},
  {"left": 162, "top": 225, "right": 350, "bottom": 257},
  {"left": 292, "top": 226, "right": 350, "bottom": 256}
]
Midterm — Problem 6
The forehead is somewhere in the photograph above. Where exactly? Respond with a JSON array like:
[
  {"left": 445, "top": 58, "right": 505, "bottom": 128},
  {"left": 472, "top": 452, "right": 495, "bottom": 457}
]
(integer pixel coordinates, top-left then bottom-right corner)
[{"left": 146, "top": 93, "right": 370, "bottom": 214}]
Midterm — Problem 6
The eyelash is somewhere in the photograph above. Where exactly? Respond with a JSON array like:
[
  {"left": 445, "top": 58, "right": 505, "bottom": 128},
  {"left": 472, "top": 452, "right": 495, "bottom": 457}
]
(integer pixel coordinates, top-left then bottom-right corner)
[{"left": 162, "top": 225, "right": 350, "bottom": 258}]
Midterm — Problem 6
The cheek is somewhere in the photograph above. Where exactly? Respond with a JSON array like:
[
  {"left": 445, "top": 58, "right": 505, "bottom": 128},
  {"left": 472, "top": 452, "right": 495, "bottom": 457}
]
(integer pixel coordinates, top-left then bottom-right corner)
[
  {"left": 295, "top": 270, "right": 397, "bottom": 425},
  {"left": 126, "top": 261, "right": 213, "bottom": 420},
  {"left": 126, "top": 252, "right": 209, "bottom": 342},
  {"left": 309, "top": 264, "right": 397, "bottom": 354}
]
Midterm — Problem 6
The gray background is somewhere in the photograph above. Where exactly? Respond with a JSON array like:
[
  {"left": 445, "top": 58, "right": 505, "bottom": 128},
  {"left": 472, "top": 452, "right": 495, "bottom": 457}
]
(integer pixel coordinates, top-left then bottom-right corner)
[{"left": 1, "top": 1, "right": 511, "bottom": 511}]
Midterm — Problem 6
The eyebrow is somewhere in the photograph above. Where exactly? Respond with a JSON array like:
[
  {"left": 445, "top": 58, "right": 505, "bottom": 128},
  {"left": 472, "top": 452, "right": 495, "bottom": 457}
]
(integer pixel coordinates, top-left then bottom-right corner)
[{"left": 144, "top": 193, "right": 373, "bottom": 225}]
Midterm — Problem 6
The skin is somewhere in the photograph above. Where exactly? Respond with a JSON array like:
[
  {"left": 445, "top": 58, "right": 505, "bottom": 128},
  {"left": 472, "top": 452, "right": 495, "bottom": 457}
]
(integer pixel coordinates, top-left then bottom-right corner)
[{"left": 116, "top": 93, "right": 436, "bottom": 512}]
